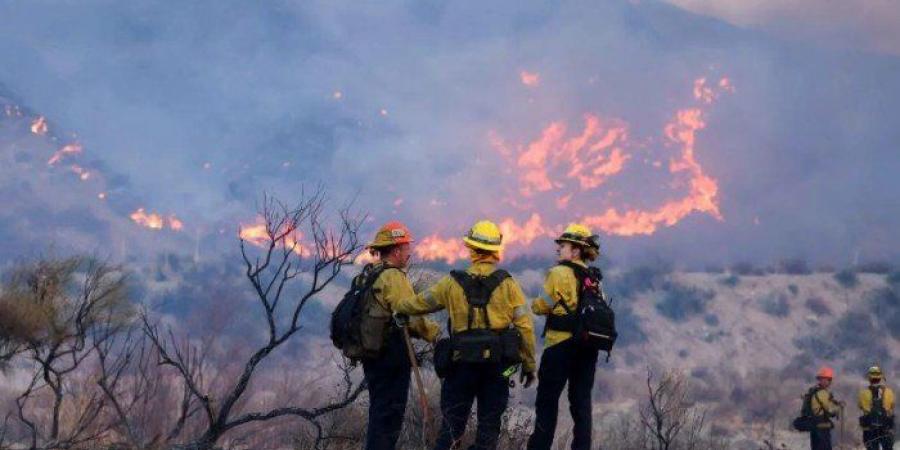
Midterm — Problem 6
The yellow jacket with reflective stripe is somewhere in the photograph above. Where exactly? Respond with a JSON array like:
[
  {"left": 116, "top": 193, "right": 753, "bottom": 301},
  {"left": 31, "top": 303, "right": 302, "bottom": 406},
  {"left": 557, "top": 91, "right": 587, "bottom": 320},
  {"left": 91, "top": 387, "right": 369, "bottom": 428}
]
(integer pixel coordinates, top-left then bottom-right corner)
[
  {"left": 858, "top": 383, "right": 895, "bottom": 429},
  {"left": 810, "top": 388, "right": 841, "bottom": 429},
  {"left": 393, "top": 258, "right": 537, "bottom": 373},
  {"left": 371, "top": 263, "right": 440, "bottom": 343},
  {"left": 531, "top": 260, "right": 586, "bottom": 349}
]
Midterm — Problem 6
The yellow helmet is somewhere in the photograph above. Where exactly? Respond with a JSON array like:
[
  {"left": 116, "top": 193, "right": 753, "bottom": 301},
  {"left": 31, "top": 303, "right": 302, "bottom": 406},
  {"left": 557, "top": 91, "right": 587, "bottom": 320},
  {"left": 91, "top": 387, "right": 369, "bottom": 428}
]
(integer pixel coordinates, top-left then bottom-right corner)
[
  {"left": 555, "top": 223, "right": 600, "bottom": 250},
  {"left": 462, "top": 220, "right": 503, "bottom": 252},
  {"left": 868, "top": 366, "right": 883, "bottom": 380}
]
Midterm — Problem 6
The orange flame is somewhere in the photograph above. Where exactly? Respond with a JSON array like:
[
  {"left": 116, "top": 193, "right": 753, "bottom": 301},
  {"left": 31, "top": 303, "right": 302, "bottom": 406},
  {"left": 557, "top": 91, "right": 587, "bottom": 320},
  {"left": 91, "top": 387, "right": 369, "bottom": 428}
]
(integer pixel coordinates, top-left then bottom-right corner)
[
  {"left": 30, "top": 116, "right": 48, "bottom": 135},
  {"left": 414, "top": 234, "right": 468, "bottom": 264},
  {"left": 130, "top": 208, "right": 183, "bottom": 231},
  {"left": 492, "top": 115, "right": 629, "bottom": 196},
  {"left": 70, "top": 165, "right": 91, "bottom": 181},
  {"left": 239, "top": 220, "right": 305, "bottom": 254},
  {"left": 47, "top": 143, "right": 83, "bottom": 166},
  {"left": 407, "top": 75, "right": 733, "bottom": 262},
  {"left": 520, "top": 71, "right": 540, "bottom": 87},
  {"left": 130, "top": 209, "right": 164, "bottom": 230}
]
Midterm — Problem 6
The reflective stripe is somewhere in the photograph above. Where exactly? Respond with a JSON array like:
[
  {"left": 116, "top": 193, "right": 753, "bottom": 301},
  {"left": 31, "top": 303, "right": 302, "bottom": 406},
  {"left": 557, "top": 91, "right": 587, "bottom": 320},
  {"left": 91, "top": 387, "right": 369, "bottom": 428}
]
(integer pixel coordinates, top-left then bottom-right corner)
[
  {"left": 423, "top": 290, "right": 440, "bottom": 309},
  {"left": 513, "top": 304, "right": 529, "bottom": 320}
]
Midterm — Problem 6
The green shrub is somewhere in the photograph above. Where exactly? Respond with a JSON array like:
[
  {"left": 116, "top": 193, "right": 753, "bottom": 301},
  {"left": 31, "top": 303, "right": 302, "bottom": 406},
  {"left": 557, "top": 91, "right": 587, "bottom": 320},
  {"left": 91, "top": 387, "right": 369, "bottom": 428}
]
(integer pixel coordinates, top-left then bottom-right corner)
[{"left": 655, "top": 283, "right": 715, "bottom": 322}]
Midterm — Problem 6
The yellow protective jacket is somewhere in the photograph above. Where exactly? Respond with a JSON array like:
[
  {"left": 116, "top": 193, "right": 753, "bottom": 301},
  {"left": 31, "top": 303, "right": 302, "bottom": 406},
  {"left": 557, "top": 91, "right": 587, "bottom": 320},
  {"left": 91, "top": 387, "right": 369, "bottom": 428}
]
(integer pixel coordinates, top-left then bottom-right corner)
[
  {"left": 393, "top": 256, "right": 537, "bottom": 373},
  {"left": 858, "top": 384, "right": 895, "bottom": 429},
  {"left": 371, "top": 263, "right": 440, "bottom": 343},
  {"left": 810, "top": 387, "right": 842, "bottom": 429},
  {"left": 531, "top": 260, "right": 587, "bottom": 349}
]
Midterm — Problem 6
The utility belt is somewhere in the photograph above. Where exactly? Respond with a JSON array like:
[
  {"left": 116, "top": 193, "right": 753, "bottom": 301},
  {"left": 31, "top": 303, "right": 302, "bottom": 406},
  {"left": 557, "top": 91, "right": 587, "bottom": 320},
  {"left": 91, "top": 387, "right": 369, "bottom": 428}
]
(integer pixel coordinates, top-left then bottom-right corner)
[
  {"left": 545, "top": 312, "right": 578, "bottom": 332},
  {"left": 860, "top": 413, "right": 895, "bottom": 430},
  {"left": 434, "top": 327, "right": 521, "bottom": 378}
]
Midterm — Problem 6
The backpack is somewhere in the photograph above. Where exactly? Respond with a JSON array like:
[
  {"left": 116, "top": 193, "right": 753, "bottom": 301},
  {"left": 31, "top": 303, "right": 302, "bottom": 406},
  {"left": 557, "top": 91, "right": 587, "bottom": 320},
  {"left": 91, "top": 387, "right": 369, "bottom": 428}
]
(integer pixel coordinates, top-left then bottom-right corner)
[
  {"left": 793, "top": 387, "right": 828, "bottom": 432},
  {"left": 544, "top": 261, "right": 617, "bottom": 361},
  {"left": 433, "top": 269, "right": 521, "bottom": 371},
  {"left": 330, "top": 264, "right": 392, "bottom": 361},
  {"left": 860, "top": 386, "right": 893, "bottom": 430}
]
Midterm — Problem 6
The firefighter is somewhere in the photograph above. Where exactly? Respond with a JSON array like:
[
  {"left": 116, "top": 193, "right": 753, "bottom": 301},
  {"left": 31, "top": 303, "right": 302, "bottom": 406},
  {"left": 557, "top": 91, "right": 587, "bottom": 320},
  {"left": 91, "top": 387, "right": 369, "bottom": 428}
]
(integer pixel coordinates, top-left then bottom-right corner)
[
  {"left": 808, "top": 366, "right": 843, "bottom": 450},
  {"left": 527, "top": 223, "right": 602, "bottom": 450},
  {"left": 858, "top": 366, "right": 895, "bottom": 450},
  {"left": 394, "top": 220, "right": 537, "bottom": 450},
  {"left": 362, "top": 221, "right": 440, "bottom": 450}
]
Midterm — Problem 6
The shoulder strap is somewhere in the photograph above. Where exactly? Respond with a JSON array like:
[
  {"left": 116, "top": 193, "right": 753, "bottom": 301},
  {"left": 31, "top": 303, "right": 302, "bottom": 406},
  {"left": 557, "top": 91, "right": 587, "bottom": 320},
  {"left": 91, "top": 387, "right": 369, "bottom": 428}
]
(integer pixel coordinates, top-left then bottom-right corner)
[{"left": 450, "top": 269, "right": 511, "bottom": 330}]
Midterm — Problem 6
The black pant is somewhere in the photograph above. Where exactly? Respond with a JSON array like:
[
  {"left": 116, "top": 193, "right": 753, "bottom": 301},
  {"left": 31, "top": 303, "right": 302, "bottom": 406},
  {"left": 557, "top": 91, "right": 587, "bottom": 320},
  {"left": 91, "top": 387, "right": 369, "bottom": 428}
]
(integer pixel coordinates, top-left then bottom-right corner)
[
  {"left": 362, "top": 333, "right": 411, "bottom": 450},
  {"left": 434, "top": 362, "right": 510, "bottom": 450},
  {"left": 527, "top": 339, "right": 599, "bottom": 450},
  {"left": 863, "top": 428, "right": 894, "bottom": 450},
  {"left": 810, "top": 427, "right": 832, "bottom": 450}
]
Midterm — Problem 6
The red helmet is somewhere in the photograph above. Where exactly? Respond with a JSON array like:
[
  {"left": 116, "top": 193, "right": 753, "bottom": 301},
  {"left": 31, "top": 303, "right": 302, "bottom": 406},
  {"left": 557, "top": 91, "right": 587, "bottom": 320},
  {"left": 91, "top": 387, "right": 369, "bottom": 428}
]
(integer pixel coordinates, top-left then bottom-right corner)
[
  {"left": 816, "top": 366, "right": 834, "bottom": 380},
  {"left": 366, "top": 221, "right": 414, "bottom": 249}
]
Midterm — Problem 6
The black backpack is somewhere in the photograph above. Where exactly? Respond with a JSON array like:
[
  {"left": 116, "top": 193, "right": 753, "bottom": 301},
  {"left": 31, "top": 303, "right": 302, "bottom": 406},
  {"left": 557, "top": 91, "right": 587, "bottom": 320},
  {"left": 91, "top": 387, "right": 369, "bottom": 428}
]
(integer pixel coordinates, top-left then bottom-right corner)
[
  {"left": 544, "top": 261, "right": 617, "bottom": 361},
  {"left": 793, "top": 387, "right": 829, "bottom": 432},
  {"left": 860, "top": 386, "right": 893, "bottom": 430},
  {"left": 432, "top": 269, "right": 522, "bottom": 375},
  {"left": 330, "top": 264, "right": 389, "bottom": 361}
]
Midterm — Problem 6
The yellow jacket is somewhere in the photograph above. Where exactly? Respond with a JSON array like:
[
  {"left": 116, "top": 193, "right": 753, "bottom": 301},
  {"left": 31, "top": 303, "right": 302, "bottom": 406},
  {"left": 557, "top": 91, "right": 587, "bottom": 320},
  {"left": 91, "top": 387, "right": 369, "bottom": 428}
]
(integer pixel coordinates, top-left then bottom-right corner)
[
  {"left": 394, "top": 256, "right": 537, "bottom": 373},
  {"left": 371, "top": 263, "right": 440, "bottom": 343},
  {"left": 858, "top": 383, "right": 895, "bottom": 429},
  {"left": 532, "top": 260, "right": 586, "bottom": 349},
  {"left": 810, "top": 388, "right": 841, "bottom": 429}
]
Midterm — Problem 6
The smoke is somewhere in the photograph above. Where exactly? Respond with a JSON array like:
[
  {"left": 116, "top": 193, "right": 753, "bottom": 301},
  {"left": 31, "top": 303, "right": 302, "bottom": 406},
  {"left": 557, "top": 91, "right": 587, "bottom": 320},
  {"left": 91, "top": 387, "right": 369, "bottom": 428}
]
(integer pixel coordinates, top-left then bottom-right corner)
[{"left": 0, "top": 0, "right": 898, "bottom": 266}]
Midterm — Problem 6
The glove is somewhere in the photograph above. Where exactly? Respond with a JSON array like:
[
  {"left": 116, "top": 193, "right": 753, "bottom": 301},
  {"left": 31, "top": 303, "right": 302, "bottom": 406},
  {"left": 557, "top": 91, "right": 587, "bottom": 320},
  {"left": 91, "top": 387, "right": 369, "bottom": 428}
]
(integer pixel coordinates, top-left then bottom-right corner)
[
  {"left": 519, "top": 371, "right": 536, "bottom": 388},
  {"left": 393, "top": 313, "right": 410, "bottom": 327}
]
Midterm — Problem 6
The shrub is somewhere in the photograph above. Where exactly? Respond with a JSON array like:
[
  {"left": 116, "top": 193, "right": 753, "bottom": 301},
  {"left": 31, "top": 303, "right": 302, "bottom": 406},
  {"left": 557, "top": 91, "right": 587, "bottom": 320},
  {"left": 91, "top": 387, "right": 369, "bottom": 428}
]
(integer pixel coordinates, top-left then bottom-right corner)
[
  {"left": 857, "top": 261, "right": 895, "bottom": 274},
  {"left": 833, "top": 269, "right": 859, "bottom": 288},
  {"left": 805, "top": 297, "right": 832, "bottom": 316},
  {"left": 655, "top": 283, "right": 715, "bottom": 322},
  {"left": 718, "top": 275, "right": 740, "bottom": 287},
  {"left": 788, "top": 284, "right": 799, "bottom": 296},
  {"left": 730, "top": 262, "right": 765, "bottom": 276},
  {"left": 703, "top": 314, "right": 720, "bottom": 326},
  {"left": 887, "top": 271, "right": 900, "bottom": 287},
  {"left": 868, "top": 288, "right": 900, "bottom": 339},
  {"left": 760, "top": 294, "right": 790, "bottom": 318},
  {"left": 775, "top": 258, "right": 811, "bottom": 275},
  {"left": 609, "top": 261, "right": 672, "bottom": 299}
]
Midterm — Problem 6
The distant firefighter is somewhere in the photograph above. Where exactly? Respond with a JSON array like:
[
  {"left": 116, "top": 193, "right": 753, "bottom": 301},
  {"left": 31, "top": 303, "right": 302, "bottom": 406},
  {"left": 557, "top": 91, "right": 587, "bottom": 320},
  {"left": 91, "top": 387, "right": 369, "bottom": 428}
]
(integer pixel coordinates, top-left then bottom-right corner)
[
  {"left": 858, "top": 366, "right": 895, "bottom": 450},
  {"left": 793, "top": 366, "right": 844, "bottom": 450},
  {"left": 394, "top": 219, "right": 537, "bottom": 450}
]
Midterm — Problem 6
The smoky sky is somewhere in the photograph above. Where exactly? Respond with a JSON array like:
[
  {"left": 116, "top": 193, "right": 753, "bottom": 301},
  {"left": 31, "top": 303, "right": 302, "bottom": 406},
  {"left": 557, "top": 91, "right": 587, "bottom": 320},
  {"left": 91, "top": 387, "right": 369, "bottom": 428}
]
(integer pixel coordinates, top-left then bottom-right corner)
[{"left": 1, "top": 0, "right": 899, "bottom": 267}]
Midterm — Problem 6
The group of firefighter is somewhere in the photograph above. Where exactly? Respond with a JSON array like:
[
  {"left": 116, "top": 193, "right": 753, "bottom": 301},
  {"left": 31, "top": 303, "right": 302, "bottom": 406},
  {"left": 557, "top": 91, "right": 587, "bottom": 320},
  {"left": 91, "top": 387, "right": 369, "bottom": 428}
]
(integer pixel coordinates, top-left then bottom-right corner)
[
  {"left": 348, "top": 219, "right": 896, "bottom": 450},
  {"left": 798, "top": 366, "right": 895, "bottom": 450}
]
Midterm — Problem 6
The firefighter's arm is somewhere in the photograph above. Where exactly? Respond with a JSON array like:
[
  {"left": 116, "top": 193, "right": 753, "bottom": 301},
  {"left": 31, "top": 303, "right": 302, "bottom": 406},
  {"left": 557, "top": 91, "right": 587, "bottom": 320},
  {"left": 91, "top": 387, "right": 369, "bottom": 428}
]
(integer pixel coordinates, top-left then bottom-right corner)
[
  {"left": 394, "top": 276, "right": 451, "bottom": 316},
  {"left": 508, "top": 280, "right": 537, "bottom": 374},
  {"left": 410, "top": 316, "right": 441, "bottom": 342},
  {"left": 886, "top": 388, "right": 895, "bottom": 415},
  {"left": 531, "top": 267, "right": 567, "bottom": 315},
  {"left": 859, "top": 389, "right": 871, "bottom": 414}
]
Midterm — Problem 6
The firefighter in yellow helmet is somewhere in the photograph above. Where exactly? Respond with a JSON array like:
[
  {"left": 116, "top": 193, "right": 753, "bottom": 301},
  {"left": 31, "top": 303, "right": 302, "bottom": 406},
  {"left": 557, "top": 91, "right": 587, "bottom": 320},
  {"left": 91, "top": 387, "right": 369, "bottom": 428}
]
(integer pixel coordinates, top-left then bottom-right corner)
[
  {"left": 528, "top": 223, "right": 603, "bottom": 450},
  {"left": 360, "top": 221, "right": 440, "bottom": 450},
  {"left": 858, "top": 366, "right": 895, "bottom": 450},
  {"left": 394, "top": 220, "right": 537, "bottom": 450}
]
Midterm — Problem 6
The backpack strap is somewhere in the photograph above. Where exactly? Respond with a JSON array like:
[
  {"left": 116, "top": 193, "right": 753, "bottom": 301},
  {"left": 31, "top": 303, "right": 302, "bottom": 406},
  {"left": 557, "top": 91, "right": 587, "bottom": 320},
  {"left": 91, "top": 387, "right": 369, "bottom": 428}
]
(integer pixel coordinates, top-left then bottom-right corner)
[{"left": 450, "top": 269, "right": 511, "bottom": 331}]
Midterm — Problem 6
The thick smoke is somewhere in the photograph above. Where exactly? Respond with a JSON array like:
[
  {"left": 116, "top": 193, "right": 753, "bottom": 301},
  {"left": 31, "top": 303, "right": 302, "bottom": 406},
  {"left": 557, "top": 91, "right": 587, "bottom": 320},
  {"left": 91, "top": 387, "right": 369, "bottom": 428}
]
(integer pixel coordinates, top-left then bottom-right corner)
[{"left": 0, "top": 0, "right": 898, "bottom": 267}]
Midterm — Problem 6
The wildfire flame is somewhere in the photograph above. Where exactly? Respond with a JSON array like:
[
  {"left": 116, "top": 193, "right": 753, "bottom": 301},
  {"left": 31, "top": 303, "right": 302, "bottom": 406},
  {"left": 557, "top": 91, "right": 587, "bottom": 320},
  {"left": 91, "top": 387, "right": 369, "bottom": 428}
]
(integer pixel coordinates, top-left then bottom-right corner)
[
  {"left": 130, "top": 208, "right": 184, "bottom": 231},
  {"left": 30, "top": 116, "right": 48, "bottom": 135},
  {"left": 239, "top": 220, "right": 305, "bottom": 255},
  {"left": 520, "top": 71, "right": 541, "bottom": 87},
  {"left": 47, "top": 143, "right": 83, "bottom": 166},
  {"left": 410, "top": 75, "right": 733, "bottom": 262},
  {"left": 70, "top": 164, "right": 91, "bottom": 181}
]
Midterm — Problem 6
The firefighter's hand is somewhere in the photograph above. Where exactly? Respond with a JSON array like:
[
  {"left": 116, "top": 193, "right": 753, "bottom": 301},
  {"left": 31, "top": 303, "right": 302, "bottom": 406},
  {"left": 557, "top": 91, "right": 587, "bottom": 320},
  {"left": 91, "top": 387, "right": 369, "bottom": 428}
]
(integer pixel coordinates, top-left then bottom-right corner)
[
  {"left": 393, "top": 313, "right": 410, "bottom": 327},
  {"left": 520, "top": 371, "right": 536, "bottom": 388}
]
